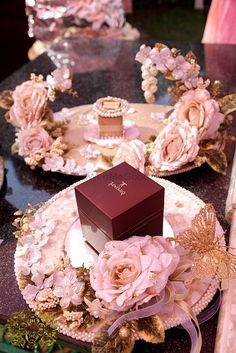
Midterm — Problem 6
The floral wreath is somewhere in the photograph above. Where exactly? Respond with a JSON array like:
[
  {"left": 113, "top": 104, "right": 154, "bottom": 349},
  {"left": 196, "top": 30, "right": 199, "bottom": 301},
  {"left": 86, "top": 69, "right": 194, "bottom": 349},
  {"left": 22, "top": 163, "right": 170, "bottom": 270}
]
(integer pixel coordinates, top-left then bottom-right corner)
[
  {"left": 0, "top": 67, "right": 95, "bottom": 176},
  {"left": 14, "top": 182, "right": 236, "bottom": 353},
  {"left": 135, "top": 43, "right": 236, "bottom": 175},
  {"left": 1, "top": 44, "right": 236, "bottom": 177}
]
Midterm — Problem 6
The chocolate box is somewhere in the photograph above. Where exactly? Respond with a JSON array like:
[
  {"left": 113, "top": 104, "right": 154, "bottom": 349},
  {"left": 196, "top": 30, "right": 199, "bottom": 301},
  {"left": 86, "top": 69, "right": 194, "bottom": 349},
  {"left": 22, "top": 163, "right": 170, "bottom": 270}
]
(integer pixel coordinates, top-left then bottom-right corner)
[{"left": 75, "top": 162, "right": 164, "bottom": 253}]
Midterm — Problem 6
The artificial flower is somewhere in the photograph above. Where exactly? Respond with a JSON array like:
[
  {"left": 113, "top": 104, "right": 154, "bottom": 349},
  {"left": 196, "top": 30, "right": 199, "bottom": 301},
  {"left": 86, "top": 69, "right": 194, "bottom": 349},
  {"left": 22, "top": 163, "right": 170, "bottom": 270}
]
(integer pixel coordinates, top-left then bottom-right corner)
[
  {"left": 46, "top": 67, "right": 72, "bottom": 92},
  {"left": 17, "top": 126, "right": 53, "bottom": 157},
  {"left": 150, "top": 122, "right": 199, "bottom": 172},
  {"left": 90, "top": 235, "right": 179, "bottom": 312},
  {"left": 112, "top": 139, "right": 146, "bottom": 173},
  {"left": 170, "top": 88, "right": 225, "bottom": 140},
  {"left": 42, "top": 156, "right": 65, "bottom": 172},
  {"left": 53, "top": 268, "right": 84, "bottom": 308},
  {"left": 9, "top": 80, "right": 48, "bottom": 128}
]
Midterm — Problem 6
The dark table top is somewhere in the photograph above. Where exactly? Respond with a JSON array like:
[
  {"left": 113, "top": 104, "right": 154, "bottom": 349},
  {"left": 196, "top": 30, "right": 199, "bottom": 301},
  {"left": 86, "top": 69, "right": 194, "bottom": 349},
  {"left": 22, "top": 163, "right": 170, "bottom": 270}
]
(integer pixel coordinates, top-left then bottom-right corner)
[{"left": 0, "top": 37, "right": 236, "bottom": 353}]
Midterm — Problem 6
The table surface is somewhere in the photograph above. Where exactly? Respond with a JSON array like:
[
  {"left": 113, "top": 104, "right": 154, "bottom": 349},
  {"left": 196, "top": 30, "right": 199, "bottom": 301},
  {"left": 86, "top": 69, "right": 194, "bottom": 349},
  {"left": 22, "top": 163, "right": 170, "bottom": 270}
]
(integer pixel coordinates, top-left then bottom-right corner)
[{"left": 0, "top": 37, "right": 236, "bottom": 353}]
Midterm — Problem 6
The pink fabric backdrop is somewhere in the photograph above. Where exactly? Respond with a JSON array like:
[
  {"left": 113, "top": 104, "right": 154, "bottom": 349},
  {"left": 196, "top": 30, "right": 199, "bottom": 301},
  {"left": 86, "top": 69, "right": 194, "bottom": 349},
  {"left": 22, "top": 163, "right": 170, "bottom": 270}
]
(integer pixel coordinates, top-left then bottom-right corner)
[{"left": 202, "top": 0, "right": 236, "bottom": 44}]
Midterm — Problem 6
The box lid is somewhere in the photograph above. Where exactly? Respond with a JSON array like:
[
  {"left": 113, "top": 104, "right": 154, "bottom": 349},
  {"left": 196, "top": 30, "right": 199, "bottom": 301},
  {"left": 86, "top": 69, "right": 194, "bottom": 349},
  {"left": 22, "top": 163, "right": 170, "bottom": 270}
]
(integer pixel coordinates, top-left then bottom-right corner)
[{"left": 75, "top": 162, "right": 164, "bottom": 238}]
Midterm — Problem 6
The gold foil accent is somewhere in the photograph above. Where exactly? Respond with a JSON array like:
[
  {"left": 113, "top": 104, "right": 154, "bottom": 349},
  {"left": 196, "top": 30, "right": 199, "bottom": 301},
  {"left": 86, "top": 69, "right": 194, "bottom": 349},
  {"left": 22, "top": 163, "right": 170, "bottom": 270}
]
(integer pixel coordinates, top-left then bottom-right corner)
[{"left": 173, "top": 204, "right": 236, "bottom": 280}]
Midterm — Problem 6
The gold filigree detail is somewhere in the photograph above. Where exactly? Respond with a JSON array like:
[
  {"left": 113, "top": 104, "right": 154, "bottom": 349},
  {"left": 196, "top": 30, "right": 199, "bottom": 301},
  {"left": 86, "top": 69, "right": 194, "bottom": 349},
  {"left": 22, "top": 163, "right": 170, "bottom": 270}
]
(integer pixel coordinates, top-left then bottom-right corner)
[
  {"left": 172, "top": 204, "right": 236, "bottom": 279},
  {"left": 5, "top": 311, "right": 57, "bottom": 351}
]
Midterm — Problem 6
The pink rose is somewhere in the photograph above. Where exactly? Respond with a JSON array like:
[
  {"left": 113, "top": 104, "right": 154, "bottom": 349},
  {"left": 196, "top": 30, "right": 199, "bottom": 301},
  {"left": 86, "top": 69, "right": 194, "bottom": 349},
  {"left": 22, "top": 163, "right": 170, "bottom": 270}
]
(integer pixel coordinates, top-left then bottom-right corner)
[
  {"left": 112, "top": 140, "right": 146, "bottom": 173},
  {"left": 9, "top": 80, "right": 48, "bottom": 128},
  {"left": 90, "top": 235, "right": 179, "bottom": 312},
  {"left": 18, "top": 127, "right": 53, "bottom": 157},
  {"left": 170, "top": 88, "right": 224, "bottom": 140},
  {"left": 150, "top": 122, "right": 199, "bottom": 172}
]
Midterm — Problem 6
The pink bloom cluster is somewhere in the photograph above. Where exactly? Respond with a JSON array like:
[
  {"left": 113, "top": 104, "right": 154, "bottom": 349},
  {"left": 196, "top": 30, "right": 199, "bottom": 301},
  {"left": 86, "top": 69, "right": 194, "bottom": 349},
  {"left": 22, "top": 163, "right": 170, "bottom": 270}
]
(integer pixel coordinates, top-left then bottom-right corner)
[
  {"left": 90, "top": 235, "right": 179, "bottom": 312},
  {"left": 149, "top": 88, "right": 224, "bottom": 172},
  {"left": 26, "top": 0, "right": 125, "bottom": 41},
  {"left": 9, "top": 67, "right": 72, "bottom": 158},
  {"left": 135, "top": 44, "right": 200, "bottom": 89},
  {"left": 136, "top": 44, "right": 200, "bottom": 89}
]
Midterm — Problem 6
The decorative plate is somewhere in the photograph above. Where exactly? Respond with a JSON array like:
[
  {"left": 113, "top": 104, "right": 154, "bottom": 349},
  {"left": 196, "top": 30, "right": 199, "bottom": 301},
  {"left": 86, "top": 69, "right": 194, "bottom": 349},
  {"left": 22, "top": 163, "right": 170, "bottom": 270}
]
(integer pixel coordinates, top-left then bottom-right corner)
[{"left": 14, "top": 177, "right": 223, "bottom": 353}]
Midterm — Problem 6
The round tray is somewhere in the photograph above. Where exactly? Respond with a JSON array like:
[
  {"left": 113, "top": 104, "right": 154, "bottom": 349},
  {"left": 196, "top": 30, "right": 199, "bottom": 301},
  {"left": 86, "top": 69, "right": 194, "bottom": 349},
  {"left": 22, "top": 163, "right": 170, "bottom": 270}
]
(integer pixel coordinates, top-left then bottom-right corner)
[
  {"left": 49, "top": 103, "right": 199, "bottom": 177},
  {"left": 14, "top": 177, "right": 220, "bottom": 343}
]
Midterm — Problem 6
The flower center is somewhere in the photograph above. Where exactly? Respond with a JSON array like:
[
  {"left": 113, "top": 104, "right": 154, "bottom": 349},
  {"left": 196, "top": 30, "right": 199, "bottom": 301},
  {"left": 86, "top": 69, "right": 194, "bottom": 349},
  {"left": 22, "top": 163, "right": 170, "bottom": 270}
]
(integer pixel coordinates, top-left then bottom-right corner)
[{"left": 112, "top": 263, "right": 138, "bottom": 285}]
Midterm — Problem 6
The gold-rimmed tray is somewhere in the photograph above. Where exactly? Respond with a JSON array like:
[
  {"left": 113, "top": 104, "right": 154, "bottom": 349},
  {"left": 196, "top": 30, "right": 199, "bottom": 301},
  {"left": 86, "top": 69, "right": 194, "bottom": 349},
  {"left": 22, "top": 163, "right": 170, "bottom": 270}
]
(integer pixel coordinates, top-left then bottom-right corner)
[{"left": 40, "top": 103, "right": 201, "bottom": 177}]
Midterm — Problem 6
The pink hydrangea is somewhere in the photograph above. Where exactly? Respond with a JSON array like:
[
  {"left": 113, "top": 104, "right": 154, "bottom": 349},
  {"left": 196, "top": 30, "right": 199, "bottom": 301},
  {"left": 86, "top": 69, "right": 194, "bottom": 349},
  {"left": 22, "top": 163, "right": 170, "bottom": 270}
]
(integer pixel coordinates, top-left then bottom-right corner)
[{"left": 90, "top": 235, "right": 179, "bottom": 312}]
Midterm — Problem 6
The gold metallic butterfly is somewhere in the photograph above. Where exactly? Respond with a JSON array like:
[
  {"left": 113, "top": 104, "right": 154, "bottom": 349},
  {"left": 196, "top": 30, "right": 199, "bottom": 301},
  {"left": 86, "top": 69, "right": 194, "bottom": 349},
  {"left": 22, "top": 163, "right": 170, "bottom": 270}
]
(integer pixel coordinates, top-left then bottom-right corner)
[{"left": 172, "top": 204, "right": 236, "bottom": 280}]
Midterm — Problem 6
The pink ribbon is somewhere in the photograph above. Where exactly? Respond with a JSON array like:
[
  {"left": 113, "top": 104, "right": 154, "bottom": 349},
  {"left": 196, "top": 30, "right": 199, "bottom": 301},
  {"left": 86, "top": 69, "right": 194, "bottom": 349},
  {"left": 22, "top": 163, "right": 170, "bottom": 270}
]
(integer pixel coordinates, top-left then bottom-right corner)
[
  {"left": 182, "top": 319, "right": 201, "bottom": 353},
  {"left": 108, "top": 291, "right": 221, "bottom": 353}
]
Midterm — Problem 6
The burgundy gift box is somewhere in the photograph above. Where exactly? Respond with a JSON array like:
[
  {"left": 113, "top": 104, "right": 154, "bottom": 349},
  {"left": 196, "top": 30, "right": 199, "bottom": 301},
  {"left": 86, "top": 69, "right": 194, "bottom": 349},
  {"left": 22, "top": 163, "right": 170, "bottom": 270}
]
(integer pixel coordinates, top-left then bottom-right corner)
[{"left": 75, "top": 162, "right": 164, "bottom": 253}]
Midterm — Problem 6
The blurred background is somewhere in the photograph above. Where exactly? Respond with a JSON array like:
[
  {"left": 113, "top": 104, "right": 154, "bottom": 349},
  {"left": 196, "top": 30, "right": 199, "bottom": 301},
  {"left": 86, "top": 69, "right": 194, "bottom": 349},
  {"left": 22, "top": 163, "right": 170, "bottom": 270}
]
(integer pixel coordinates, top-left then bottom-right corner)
[{"left": 0, "top": 0, "right": 212, "bottom": 82}]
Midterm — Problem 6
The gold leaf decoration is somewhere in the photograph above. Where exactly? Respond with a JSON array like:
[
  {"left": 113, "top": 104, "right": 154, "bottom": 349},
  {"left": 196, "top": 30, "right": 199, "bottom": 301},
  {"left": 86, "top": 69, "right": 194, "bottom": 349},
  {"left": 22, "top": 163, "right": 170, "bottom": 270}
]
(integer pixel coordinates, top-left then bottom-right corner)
[
  {"left": 5, "top": 311, "right": 57, "bottom": 351},
  {"left": 218, "top": 94, "right": 236, "bottom": 116},
  {"left": 173, "top": 204, "right": 236, "bottom": 280},
  {"left": 204, "top": 149, "right": 227, "bottom": 175},
  {"left": 92, "top": 321, "right": 137, "bottom": 353},
  {"left": 185, "top": 50, "right": 197, "bottom": 63},
  {"left": 137, "top": 315, "right": 165, "bottom": 344},
  {"left": 210, "top": 80, "right": 222, "bottom": 98},
  {"left": 0, "top": 90, "right": 14, "bottom": 109}
]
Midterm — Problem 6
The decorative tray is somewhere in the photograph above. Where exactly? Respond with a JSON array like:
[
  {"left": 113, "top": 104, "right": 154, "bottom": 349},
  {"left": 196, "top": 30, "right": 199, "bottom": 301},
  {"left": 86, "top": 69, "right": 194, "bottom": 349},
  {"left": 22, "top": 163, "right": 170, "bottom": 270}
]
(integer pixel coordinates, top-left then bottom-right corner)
[{"left": 14, "top": 177, "right": 229, "bottom": 353}]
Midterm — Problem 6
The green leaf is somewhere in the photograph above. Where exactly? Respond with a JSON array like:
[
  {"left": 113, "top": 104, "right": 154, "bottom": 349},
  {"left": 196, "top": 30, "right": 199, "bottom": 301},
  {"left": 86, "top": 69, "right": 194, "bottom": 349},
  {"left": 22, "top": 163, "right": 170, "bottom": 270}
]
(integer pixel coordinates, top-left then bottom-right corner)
[{"left": 137, "top": 315, "right": 165, "bottom": 344}]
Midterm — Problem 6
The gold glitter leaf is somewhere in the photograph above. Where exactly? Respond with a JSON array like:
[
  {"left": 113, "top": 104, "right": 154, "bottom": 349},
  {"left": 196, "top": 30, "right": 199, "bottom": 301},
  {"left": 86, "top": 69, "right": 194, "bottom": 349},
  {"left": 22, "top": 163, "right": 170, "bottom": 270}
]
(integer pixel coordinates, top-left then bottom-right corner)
[
  {"left": 218, "top": 94, "right": 236, "bottom": 116},
  {"left": 210, "top": 80, "right": 222, "bottom": 98},
  {"left": 0, "top": 90, "right": 14, "bottom": 109},
  {"left": 204, "top": 150, "right": 227, "bottom": 175},
  {"left": 137, "top": 315, "right": 165, "bottom": 344},
  {"left": 92, "top": 321, "right": 136, "bottom": 353},
  {"left": 173, "top": 204, "right": 236, "bottom": 279}
]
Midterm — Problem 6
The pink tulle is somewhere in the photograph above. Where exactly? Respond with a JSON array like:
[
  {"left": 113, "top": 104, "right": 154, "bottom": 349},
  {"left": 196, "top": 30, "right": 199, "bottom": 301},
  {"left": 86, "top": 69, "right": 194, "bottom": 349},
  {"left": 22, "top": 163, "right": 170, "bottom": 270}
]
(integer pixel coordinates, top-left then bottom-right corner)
[{"left": 202, "top": 0, "right": 236, "bottom": 44}]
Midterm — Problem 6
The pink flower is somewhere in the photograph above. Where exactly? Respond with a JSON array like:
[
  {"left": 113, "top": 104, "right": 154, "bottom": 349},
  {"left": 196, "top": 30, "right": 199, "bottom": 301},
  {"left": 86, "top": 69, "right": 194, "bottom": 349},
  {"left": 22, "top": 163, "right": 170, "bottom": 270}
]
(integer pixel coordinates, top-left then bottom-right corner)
[
  {"left": 90, "top": 235, "right": 179, "bottom": 312},
  {"left": 150, "top": 47, "right": 175, "bottom": 72},
  {"left": 150, "top": 122, "right": 199, "bottom": 172},
  {"left": 172, "top": 55, "right": 192, "bottom": 80},
  {"left": 9, "top": 80, "right": 48, "bottom": 128},
  {"left": 42, "top": 156, "right": 64, "bottom": 172},
  {"left": 46, "top": 67, "right": 72, "bottom": 92},
  {"left": 53, "top": 268, "right": 84, "bottom": 308},
  {"left": 84, "top": 298, "right": 109, "bottom": 319},
  {"left": 112, "top": 140, "right": 146, "bottom": 173},
  {"left": 17, "top": 127, "right": 53, "bottom": 157},
  {"left": 171, "top": 88, "right": 225, "bottom": 140},
  {"left": 135, "top": 45, "right": 152, "bottom": 65}
]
